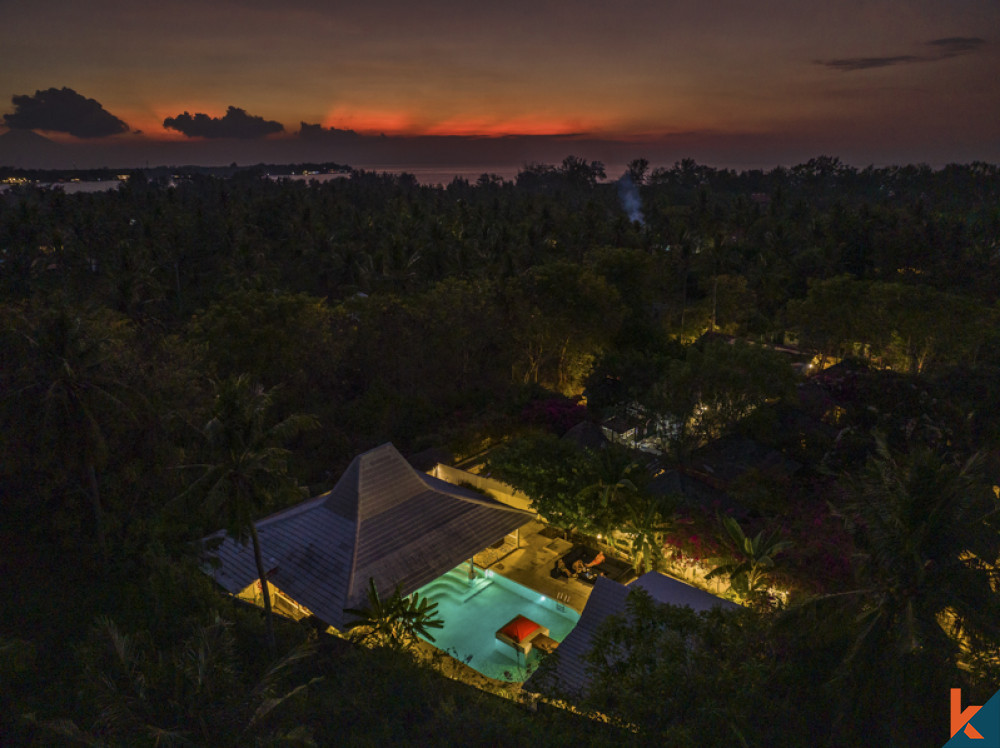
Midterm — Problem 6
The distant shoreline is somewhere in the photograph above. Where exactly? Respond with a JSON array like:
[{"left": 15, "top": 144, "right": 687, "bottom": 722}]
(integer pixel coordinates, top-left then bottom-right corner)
[
  {"left": 0, "top": 161, "right": 351, "bottom": 184},
  {"left": 0, "top": 160, "right": 532, "bottom": 189}
]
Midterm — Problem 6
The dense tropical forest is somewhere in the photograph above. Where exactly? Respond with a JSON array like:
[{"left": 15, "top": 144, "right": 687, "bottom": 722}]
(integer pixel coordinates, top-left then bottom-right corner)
[{"left": 2, "top": 155, "right": 1000, "bottom": 746}]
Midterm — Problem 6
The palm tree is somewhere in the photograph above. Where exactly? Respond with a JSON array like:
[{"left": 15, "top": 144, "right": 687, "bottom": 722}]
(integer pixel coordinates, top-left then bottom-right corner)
[
  {"left": 345, "top": 578, "right": 444, "bottom": 653},
  {"left": 36, "top": 615, "right": 319, "bottom": 747},
  {"left": 617, "top": 493, "right": 676, "bottom": 574},
  {"left": 706, "top": 515, "right": 793, "bottom": 605},
  {"left": 10, "top": 304, "right": 140, "bottom": 558},
  {"left": 576, "top": 444, "right": 644, "bottom": 533},
  {"left": 827, "top": 436, "right": 1000, "bottom": 664},
  {"left": 183, "top": 375, "right": 318, "bottom": 653},
  {"left": 783, "top": 436, "right": 1000, "bottom": 741},
  {"left": 667, "top": 227, "right": 699, "bottom": 341}
]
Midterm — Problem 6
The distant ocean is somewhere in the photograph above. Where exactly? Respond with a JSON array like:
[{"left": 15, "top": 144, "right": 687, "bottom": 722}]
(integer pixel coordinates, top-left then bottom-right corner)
[
  {"left": 274, "top": 164, "right": 524, "bottom": 187},
  {"left": 351, "top": 163, "right": 525, "bottom": 185},
  {"left": 3, "top": 161, "right": 625, "bottom": 192}
]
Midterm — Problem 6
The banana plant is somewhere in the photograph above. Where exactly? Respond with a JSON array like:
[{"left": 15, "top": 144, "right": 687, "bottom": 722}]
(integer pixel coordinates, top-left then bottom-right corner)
[
  {"left": 345, "top": 578, "right": 444, "bottom": 653},
  {"left": 706, "top": 515, "right": 792, "bottom": 602}
]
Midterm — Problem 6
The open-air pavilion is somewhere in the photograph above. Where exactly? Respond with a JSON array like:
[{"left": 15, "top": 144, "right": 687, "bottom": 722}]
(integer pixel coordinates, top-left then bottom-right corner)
[{"left": 204, "top": 443, "right": 535, "bottom": 630}]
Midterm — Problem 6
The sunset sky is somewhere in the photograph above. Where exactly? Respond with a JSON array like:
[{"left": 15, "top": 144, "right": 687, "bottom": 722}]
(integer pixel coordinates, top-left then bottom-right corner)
[{"left": 1, "top": 0, "right": 998, "bottom": 170}]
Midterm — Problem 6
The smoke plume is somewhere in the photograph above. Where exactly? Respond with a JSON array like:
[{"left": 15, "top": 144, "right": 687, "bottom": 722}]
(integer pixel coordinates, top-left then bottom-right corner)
[{"left": 617, "top": 173, "right": 644, "bottom": 224}]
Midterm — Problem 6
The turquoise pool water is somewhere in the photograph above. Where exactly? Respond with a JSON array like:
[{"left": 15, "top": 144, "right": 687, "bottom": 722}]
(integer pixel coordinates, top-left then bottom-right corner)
[{"left": 413, "top": 565, "right": 580, "bottom": 682}]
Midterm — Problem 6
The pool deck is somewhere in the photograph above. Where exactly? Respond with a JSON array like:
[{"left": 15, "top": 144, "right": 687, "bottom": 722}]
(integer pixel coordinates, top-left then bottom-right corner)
[
  {"left": 486, "top": 520, "right": 600, "bottom": 615},
  {"left": 410, "top": 519, "right": 600, "bottom": 694}
]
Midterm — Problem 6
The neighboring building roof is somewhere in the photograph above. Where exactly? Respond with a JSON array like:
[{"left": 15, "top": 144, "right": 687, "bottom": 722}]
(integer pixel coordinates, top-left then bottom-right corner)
[
  {"left": 406, "top": 446, "right": 453, "bottom": 472},
  {"left": 694, "top": 331, "right": 738, "bottom": 347},
  {"left": 686, "top": 434, "right": 801, "bottom": 489},
  {"left": 560, "top": 420, "right": 609, "bottom": 451},
  {"left": 752, "top": 400, "right": 839, "bottom": 458},
  {"left": 601, "top": 415, "right": 635, "bottom": 435},
  {"left": 648, "top": 468, "right": 749, "bottom": 519},
  {"left": 525, "top": 576, "right": 629, "bottom": 698},
  {"left": 204, "top": 443, "right": 534, "bottom": 630},
  {"left": 694, "top": 332, "right": 810, "bottom": 362},
  {"left": 524, "top": 572, "right": 738, "bottom": 697},
  {"left": 629, "top": 573, "right": 739, "bottom": 613}
]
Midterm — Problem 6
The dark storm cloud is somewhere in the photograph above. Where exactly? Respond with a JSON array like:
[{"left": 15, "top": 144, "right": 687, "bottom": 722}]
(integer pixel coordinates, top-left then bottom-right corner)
[
  {"left": 297, "top": 122, "right": 359, "bottom": 140},
  {"left": 163, "top": 106, "right": 284, "bottom": 138},
  {"left": 821, "top": 55, "right": 922, "bottom": 71},
  {"left": 2, "top": 87, "right": 129, "bottom": 138},
  {"left": 818, "top": 36, "right": 987, "bottom": 72},
  {"left": 926, "top": 37, "right": 987, "bottom": 57}
]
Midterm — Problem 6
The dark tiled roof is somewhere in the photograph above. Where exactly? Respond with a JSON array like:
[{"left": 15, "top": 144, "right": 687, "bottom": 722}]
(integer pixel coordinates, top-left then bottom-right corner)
[
  {"left": 524, "top": 572, "right": 737, "bottom": 698},
  {"left": 601, "top": 415, "right": 634, "bottom": 434},
  {"left": 406, "top": 447, "right": 453, "bottom": 472},
  {"left": 524, "top": 576, "right": 629, "bottom": 697},
  {"left": 206, "top": 443, "right": 533, "bottom": 629},
  {"left": 560, "top": 421, "right": 609, "bottom": 451},
  {"left": 687, "top": 434, "right": 801, "bottom": 487},
  {"left": 648, "top": 468, "right": 749, "bottom": 518},
  {"left": 630, "top": 573, "right": 740, "bottom": 613}
]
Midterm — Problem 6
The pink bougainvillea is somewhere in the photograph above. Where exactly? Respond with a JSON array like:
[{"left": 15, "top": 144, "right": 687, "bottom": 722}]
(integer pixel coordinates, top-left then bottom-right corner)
[
  {"left": 660, "top": 481, "right": 856, "bottom": 595},
  {"left": 519, "top": 395, "right": 588, "bottom": 435}
]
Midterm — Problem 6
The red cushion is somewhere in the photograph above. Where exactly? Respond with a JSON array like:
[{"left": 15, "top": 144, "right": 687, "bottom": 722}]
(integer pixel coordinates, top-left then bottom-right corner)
[{"left": 498, "top": 615, "right": 541, "bottom": 642}]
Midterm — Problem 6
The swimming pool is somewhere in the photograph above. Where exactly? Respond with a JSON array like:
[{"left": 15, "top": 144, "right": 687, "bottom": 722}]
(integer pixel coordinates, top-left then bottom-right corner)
[{"left": 413, "top": 565, "right": 580, "bottom": 682}]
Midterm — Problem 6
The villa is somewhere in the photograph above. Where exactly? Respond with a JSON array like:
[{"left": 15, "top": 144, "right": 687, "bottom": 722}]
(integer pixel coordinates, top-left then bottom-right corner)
[
  {"left": 203, "top": 442, "right": 534, "bottom": 630},
  {"left": 204, "top": 441, "right": 739, "bottom": 685}
]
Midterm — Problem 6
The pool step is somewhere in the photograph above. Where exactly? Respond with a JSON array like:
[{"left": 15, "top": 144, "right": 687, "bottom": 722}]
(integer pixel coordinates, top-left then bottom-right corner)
[
  {"left": 418, "top": 575, "right": 493, "bottom": 603},
  {"left": 442, "top": 567, "right": 486, "bottom": 584},
  {"left": 463, "top": 580, "right": 493, "bottom": 603},
  {"left": 421, "top": 576, "right": 480, "bottom": 595}
]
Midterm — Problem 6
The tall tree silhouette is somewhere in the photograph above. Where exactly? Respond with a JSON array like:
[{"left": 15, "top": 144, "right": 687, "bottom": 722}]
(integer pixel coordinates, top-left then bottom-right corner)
[
  {"left": 789, "top": 435, "right": 1000, "bottom": 739},
  {"left": 8, "top": 304, "right": 139, "bottom": 558},
  {"left": 36, "top": 615, "right": 318, "bottom": 746},
  {"left": 184, "top": 375, "right": 318, "bottom": 652},
  {"left": 834, "top": 436, "right": 1000, "bottom": 662}
]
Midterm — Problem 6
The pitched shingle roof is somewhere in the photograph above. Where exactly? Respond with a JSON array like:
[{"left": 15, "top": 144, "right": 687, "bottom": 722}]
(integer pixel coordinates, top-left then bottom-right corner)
[
  {"left": 205, "top": 443, "right": 534, "bottom": 629},
  {"left": 525, "top": 576, "right": 629, "bottom": 697},
  {"left": 687, "top": 434, "right": 802, "bottom": 488},
  {"left": 524, "top": 572, "right": 738, "bottom": 697},
  {"left": 648, "top": 467, "right": 749, "bottom": 518},
  {"left": 560, "top": 420, "right": 609, "bottom": 451}
]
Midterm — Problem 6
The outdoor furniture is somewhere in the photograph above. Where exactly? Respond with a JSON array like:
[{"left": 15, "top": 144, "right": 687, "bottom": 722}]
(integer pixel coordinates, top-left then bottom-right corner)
[
  {"left": 532, "top": 632, "right": 559, "bottom": 654},
  {"left": 559, "top": 545, "right": 635, "bottom": 584},
  {"left": 495, "top": 614, "right": 550, "bottom": 656},
  {"left": 550, "top": 558, "right": 573, "bottom": 580}
]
